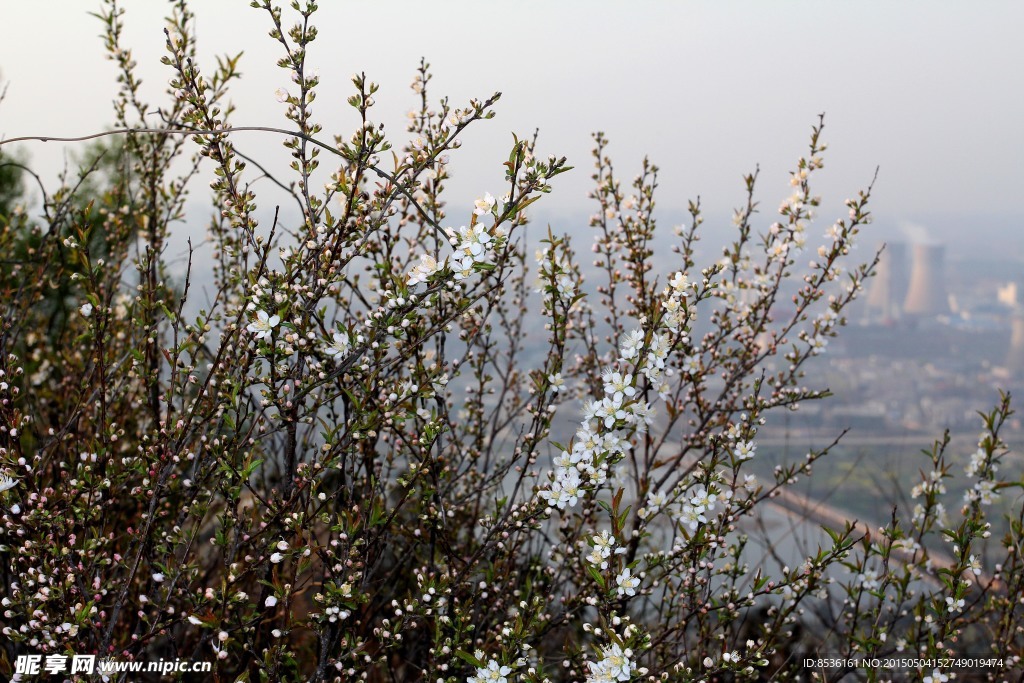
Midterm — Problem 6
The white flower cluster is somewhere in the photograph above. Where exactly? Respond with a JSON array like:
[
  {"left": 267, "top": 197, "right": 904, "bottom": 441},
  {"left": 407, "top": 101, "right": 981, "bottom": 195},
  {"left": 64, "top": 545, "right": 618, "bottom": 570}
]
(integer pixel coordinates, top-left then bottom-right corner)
[
  {"left": 661, "top": 271, "right": 692, "bottom": 331},
  {"left": 406, "top": 254, "right": 442, "bottom": 287},
  {"left": 449, "top": 223, "right": 496, "bottom": 280},
  {"left": 965, "top": 480, "right": 999, "bottom": 506},
  {"left": 538, "top": 353, "right": 651, "bottom": 511},
  {"left": 512, "top": 149, "right": 548, "bottom": 188},
  {"left": 640, "top": 466, "right": 739, "bottom": 537},
  {"left": 801, "top": 307, "right": 839, "bottom": 356},
  {"left": 441, "top": 107, "right": 470, "bottom": 132},
  {"left": 912, "top": 501, "right": 948, "bottom": 526},
  {"left": 468, "top": 659, "right": 512, "bottom": 683},
  {"left": 586, "top": 643, "right": 636, "bottom": 682},
  {"left": 670, "top": 483, "right": 724, "bottom": 532},
  {"left": 910, "top": 469, "right": 947, "bottom": 500},
  {"left": 964, "top": 447, "right": 988, "bottom": 477},
  {"left": 965, "top": 434, "right": 1002, "bottom": 479},
  {"left": 405, "top": 193, "right": 507, "bottom": 287},
  {"left": 533, "top": 242, "right": 577, "bottom": 303},
  {"left": 584, "top": 530, "right": 626, "bottom": 569},
  {"left": 961, "top": 432, "right": 1004, "bottom": 506},
  {"left": 532, "top": 237, "right": 581, "bottom": 317}
]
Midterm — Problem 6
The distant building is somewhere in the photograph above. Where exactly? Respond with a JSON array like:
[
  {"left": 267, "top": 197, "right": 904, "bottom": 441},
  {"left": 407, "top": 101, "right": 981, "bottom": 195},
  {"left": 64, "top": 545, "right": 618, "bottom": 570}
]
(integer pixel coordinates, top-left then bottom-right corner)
[{"left": 997, "top": 282, "right": 1019, "bottom": 307}]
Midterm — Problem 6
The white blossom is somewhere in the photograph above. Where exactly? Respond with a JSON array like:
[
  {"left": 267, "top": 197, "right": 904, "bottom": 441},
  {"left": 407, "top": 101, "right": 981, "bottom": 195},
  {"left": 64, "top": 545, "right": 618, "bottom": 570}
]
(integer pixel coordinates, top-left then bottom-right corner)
[
  {"left": 557, "top": 274, "right": 576, "bottom": 297},
  {"left": 548, "top": 372, "right": 565, "bottom": 393},
  {"left": 945, "top": 596, "right": 964, "bottom": 613},
  {"left": 407, "top": 253, "right": 444, "bottom": 287},
  {"left": 615, "top": 567, "right": 640, "bottom": 596},
  {"left": 473, "top": 192, "right": 496, "bottom": 217},
  {"left": 588, "top": 643, "right": 635, "bottom": 682},
  {"left": 324, "top": 331, "right": 351, "bottom": 360},
  {"left": 669, "top": 271, "right": 690, "bottom": 293},
  {"left": 734, "top": 440, "right": 756, "bottom": 460},
  {"left": 858, "top": 569, "right": 879, "bottom": 591},
  {"left": 247, "top": 310, "right": 280, "bottom": 340},
  {"left": 965, "top": 448, "right": 987, "bottom": 477},
  {"left": 966, "top": 480, "right": 999, "bottom": 506},
  {"left": 646, "top": 489, "right": 668, "bottom": 511},
  {"left": 681, "top": 354, "right": 700, "bottom": 375},
  {"left": 619, "top": 329, "right": 644, "bottom": 360},
  {"left": 468, "top": 659, "right": 512, "bottom": 683},
  {"left": 602, "top": 371, "right": 636, "bottom": 402}
]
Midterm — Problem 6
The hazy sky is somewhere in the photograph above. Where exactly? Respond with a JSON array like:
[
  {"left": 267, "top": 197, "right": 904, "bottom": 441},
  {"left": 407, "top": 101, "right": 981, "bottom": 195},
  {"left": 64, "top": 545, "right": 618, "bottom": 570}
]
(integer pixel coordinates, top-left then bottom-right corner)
[{"left": 2, "top": 1, "right": 1022, "bottom": 250}]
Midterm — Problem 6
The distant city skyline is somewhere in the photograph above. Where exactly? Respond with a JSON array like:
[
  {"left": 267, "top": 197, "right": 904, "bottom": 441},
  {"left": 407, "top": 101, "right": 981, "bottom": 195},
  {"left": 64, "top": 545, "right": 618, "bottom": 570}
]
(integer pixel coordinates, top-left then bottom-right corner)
[{"left": 1, "top": 1, "right": 1022, "bottom": 257}]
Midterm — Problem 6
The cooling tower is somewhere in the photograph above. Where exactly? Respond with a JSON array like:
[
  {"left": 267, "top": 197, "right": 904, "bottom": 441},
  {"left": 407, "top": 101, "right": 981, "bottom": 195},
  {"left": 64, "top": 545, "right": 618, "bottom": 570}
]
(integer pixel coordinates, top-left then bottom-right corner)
[
  {"left": 903, "top": 244, "right": 950, "bottom": 316},
  {"left": 865, "top": 242, "right": 907, "bottom": 321},
  {"left": 1006, "top": 312, "right": 1024, "bottom": 374}
]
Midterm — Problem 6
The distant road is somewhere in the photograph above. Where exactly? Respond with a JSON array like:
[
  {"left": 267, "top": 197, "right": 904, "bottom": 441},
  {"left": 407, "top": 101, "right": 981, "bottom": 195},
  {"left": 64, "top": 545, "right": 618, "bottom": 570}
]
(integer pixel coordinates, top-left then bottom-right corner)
[
  {"left": 754, "top": 430, "right": 1024, "bottom": 449},
  {"left": 750, "top": 483, "right": 1002, "bottom": 590}
]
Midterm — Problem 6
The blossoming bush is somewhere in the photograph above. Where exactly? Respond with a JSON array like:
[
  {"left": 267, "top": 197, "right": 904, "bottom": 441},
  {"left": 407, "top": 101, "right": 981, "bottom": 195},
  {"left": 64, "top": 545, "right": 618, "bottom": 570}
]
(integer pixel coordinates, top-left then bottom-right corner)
[{"left": 0, "top": 2, "right": 1022, "bottom": 681}]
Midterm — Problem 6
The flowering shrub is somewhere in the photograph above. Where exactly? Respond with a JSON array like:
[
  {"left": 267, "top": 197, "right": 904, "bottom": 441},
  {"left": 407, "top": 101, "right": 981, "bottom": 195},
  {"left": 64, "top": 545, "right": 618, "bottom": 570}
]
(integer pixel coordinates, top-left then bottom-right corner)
[{"left": 0, "top": 2, "right": 1022, "bottom": 681}]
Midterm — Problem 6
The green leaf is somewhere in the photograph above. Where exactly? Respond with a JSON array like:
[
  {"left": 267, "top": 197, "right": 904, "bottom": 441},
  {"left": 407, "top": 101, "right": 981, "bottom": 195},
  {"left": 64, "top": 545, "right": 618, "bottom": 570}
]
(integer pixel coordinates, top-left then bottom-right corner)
[
  {"left": 616, "top": 506, "right": 631, "bottom": 534},
  {"left": 517, "top": 195, "right": 541, "bottom": 212},
  {"left": 243, "top": 458, "right": 263, "bottom": 480},
  {"left": 454, "top": 650, "right": 484, "bottom": 668}
]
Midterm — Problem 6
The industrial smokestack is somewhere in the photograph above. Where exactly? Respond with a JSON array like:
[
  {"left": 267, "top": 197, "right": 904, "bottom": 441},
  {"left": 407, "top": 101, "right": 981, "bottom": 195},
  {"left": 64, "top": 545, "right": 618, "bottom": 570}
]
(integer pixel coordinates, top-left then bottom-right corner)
[
  {"left": 903, "top": 243, "right": 950, "bottom": 317},
  {"left": 865, "top": 242, "right": 907, "bottom": 322}
]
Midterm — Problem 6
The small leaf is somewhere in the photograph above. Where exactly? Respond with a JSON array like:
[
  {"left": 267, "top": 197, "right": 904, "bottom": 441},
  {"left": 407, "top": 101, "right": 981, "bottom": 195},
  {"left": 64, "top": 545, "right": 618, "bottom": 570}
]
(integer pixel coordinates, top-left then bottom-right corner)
[{"left": 455, "top": 650, "right": 484, "bottom": 668}]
